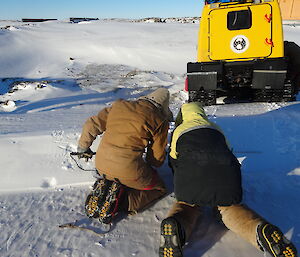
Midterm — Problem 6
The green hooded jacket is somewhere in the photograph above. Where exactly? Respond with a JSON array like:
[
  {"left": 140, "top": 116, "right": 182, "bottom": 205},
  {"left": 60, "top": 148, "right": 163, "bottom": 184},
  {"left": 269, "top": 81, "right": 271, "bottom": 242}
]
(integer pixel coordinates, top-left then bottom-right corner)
[{"left": 170, "top": 102, "right": 225, "bottom": 159}]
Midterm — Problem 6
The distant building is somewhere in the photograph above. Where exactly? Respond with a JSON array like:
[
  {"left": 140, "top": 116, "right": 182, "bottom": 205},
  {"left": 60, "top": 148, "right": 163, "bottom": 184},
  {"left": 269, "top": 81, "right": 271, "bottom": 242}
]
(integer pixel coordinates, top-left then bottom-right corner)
[
  {"left": 69, "top": 17, "right": 99, "bottom": 23},
  {"left": 22, "top": 18, "right": 57, "bottom": 22},
  {"left": 278, "top": 0, "right": 300, "bottom": 20}
]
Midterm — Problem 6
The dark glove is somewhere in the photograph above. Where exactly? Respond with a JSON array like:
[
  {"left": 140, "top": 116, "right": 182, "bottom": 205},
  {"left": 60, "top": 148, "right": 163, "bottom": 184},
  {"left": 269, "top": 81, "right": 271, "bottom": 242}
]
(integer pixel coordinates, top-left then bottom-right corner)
[{"left": 76, "top": 147, "right": 95, "bottom": 162}]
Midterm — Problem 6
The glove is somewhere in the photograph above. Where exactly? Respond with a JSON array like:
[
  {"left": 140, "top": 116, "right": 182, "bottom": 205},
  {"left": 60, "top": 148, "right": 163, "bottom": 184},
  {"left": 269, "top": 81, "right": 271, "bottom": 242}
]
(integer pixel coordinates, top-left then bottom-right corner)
[{"left": 76, "top": 147, "right": 95, "bottom": 161}]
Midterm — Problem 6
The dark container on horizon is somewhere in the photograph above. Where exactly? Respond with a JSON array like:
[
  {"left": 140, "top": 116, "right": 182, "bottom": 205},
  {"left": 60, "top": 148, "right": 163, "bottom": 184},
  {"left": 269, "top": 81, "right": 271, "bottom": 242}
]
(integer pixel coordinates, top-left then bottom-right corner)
[{"left": 22, "top": 18, "right": 57, "bottom": 22}]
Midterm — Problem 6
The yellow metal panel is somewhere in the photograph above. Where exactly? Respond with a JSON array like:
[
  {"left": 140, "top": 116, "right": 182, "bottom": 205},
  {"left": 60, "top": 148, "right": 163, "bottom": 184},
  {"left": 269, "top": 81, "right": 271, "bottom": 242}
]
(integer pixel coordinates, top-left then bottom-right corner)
[
  {"left": 197, "top": 0, "right": 284, "bottom": 62},
  {"left": 209, "top": 4, "right": 272, "bottom": 60},
  {"left": 198, "top": 5, "right": 211, "bottom": 62},
  {"left": 270, "top": 1, "right": 284, "bottom": 57}
]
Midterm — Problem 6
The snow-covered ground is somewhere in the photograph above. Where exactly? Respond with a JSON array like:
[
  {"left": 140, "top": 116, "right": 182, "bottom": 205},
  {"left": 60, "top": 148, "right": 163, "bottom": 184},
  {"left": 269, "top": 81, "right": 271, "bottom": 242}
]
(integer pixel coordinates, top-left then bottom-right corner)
[{"left": 0, "top": 19, "right": 299, "bottom": 257}]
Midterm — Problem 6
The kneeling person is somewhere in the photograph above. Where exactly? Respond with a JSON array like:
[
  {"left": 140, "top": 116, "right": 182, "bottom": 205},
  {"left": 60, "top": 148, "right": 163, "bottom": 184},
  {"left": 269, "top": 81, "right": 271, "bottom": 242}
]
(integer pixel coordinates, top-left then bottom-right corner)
[{"left": 77, "top": 88, "right": 173, "bottom": 223}]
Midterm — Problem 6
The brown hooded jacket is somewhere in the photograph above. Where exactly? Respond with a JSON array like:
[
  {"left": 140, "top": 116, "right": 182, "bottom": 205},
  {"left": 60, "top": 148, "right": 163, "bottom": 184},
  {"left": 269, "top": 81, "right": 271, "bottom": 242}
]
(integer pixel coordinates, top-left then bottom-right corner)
[{"left": 78, "top": 98, "right": 169, "bottom": 181}]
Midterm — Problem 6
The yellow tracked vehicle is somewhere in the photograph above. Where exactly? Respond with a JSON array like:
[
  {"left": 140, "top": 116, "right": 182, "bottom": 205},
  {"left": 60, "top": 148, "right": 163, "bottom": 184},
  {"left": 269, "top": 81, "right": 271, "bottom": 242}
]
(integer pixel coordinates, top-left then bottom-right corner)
[{"left": 186, "top": 0, "right": 298, "bottom": 105}]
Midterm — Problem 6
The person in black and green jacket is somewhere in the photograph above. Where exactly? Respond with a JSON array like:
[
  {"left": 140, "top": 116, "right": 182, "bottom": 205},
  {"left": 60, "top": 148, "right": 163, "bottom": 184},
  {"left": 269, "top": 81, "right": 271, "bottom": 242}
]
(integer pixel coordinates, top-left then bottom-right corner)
[{"left": 159, "top": 102, "right": 297, "bottom": 257}]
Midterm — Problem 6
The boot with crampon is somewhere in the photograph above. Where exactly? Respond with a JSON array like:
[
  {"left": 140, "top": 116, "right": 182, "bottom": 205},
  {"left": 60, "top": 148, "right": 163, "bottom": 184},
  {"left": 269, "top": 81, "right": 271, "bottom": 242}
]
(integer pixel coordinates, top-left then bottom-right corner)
[{"left": 257, "top": 223, "right": 298, "bottom": 257}]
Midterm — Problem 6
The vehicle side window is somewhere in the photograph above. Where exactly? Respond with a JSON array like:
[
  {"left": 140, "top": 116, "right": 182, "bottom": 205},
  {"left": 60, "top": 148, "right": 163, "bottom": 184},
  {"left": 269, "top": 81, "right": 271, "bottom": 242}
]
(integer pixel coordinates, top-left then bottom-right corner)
[{"left": 227, "top": 9, "right": 252, "bottom": 30}]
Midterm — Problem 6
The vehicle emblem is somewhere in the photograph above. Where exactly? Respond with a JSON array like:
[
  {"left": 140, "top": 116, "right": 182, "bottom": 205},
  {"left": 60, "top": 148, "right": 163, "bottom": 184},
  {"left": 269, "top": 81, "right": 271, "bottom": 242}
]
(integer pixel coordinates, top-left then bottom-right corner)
[{"left": 230, "top": 35, "right": 249, "bottom": 53}]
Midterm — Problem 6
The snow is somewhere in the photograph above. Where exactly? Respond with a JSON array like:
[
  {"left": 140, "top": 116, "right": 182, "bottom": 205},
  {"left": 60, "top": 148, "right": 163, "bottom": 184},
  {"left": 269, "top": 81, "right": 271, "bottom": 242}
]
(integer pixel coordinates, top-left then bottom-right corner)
[
  {"left": 0, "top": 19, "right": 299, "bottom": 257},
  {"left": 288, "top": 168, "right": 300, "bottom": 176}
]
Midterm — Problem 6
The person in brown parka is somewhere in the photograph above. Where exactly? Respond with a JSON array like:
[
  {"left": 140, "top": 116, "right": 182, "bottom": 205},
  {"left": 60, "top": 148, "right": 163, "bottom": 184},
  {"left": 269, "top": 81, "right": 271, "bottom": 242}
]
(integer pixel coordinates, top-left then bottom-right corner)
[{"left": 77, "top": 88, "right": 173, "bottom": 216}]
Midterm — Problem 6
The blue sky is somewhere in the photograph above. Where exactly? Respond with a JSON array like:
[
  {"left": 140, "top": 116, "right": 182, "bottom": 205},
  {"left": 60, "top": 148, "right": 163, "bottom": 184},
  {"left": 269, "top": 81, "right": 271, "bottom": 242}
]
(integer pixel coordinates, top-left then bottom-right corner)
[{"left": 1, "top": 0, "right": 204, "bottom": 20}]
